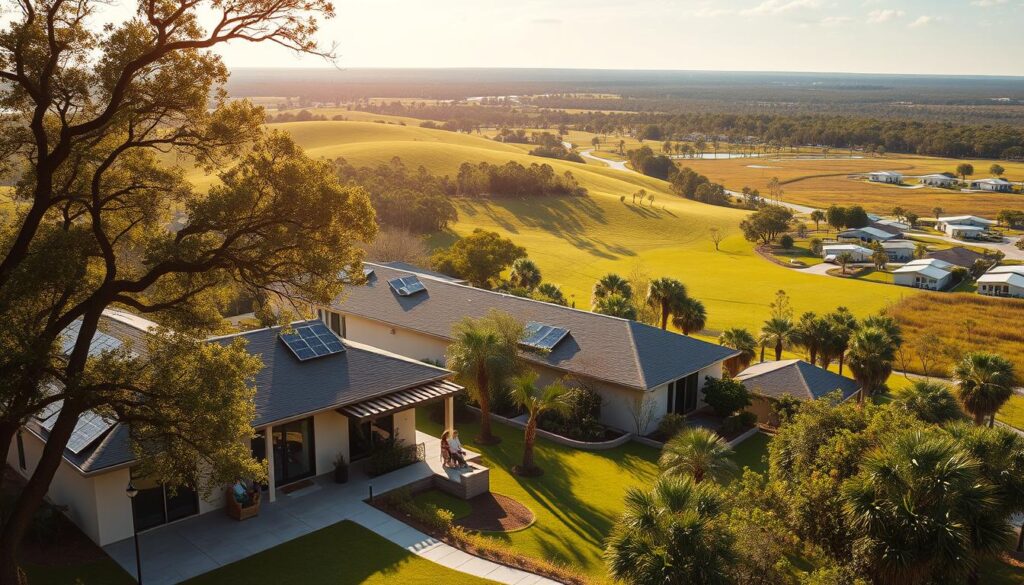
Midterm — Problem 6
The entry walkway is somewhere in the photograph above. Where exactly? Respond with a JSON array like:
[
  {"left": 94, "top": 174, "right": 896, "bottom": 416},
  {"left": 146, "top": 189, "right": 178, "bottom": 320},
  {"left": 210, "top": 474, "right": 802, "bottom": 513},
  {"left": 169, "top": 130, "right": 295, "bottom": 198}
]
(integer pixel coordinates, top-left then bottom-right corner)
[{"left": 104, "top": 431, "right": 556, "bottom": 585}]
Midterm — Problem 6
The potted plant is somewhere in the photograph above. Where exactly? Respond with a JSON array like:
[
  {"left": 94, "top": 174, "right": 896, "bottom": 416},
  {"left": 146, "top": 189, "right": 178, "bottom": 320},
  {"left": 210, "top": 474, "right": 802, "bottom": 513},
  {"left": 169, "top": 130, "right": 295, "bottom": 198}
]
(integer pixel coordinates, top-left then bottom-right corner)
[{"left": 333, "top": 453, "right": 349, "bottom": 484}]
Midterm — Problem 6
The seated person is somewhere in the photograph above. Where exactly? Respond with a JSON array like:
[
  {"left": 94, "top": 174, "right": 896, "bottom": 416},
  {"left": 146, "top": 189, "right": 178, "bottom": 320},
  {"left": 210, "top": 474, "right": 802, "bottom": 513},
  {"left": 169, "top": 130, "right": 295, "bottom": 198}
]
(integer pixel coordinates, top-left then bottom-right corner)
[
  {"left": 440, "top": 432, "right": 453, "bottom": 467},
  {"left": 232, "top": 478, "right": 254, "bottom": 506},
  {"left": 447, "top": 430, "right": 469, "bottom": 468}
]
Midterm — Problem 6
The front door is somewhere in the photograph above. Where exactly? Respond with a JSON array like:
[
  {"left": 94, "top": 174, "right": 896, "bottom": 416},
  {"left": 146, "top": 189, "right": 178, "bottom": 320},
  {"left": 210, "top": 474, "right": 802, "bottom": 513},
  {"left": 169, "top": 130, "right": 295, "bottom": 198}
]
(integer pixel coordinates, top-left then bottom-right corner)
[{"left": 272, "top": 417, "right": 316, "bottom": 485}]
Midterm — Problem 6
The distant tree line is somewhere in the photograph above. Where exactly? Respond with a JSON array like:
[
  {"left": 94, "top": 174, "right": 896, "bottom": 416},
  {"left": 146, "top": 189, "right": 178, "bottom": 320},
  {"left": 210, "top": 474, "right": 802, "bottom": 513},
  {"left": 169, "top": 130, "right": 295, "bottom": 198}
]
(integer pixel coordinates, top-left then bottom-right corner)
[
  {"left": 455, "top": 161, "right": 587, "bottom": 198},
  {"left": 334, "top": 157, "right": 458, "bottom": 233},
  {"left": 624, "top": 146, "right": 732, "bottom": 206}
]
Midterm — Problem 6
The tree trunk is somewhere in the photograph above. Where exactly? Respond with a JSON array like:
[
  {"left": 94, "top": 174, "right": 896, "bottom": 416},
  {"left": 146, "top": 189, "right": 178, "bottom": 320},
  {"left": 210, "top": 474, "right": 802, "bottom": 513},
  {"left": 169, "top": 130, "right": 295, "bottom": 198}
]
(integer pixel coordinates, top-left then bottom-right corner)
[
  {"left": 988, "top": 413, "right": 995, "bottom": 428},
  {"left": 974, "top": 411, "right": 986, "bottom": 426},
  {"left": 838, "top": 352, "right": 845, "bottom": 375},
  {"left": 774, "top": 340, "right": 783, "bottom": 361},
  {"left": 809, "top": 348, "right": 817, "bottom": 365},
  {"left": 522, "top": 417, "right": 537, "bottom": 472},
  {"left": 660, "top": 302, "right": 669, "bottom": 330},
  {"left": 760, "top": 345, "right": 766, "bottom": 363},
  {"left": 476, "top": 368, "right": 493, "bottom": 442}
]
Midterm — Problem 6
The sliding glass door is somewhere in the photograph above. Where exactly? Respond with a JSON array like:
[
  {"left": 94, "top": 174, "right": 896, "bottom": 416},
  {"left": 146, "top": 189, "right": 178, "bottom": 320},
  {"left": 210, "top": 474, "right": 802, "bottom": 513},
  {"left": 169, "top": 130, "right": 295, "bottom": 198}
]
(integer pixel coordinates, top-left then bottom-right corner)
[
  {"left": 667, "top": 372, "right": 699, "bottom": 415},
  {"left": 272, "top": 417, "right": 316, "bottom": 485},
  {"left": 348, "top": 414, "right": 394, "bottom": 462},
  {"left": 130, "top": 473, "right": 199, "bottom": 532}
]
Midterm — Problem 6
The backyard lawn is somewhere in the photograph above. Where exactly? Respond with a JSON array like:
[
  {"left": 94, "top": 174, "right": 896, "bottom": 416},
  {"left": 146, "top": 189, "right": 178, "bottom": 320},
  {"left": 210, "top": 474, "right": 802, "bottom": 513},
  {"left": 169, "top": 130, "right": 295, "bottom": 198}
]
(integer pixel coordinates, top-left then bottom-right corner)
[{"left": 184, "top": 520, "right": 495, "bottom": 585}]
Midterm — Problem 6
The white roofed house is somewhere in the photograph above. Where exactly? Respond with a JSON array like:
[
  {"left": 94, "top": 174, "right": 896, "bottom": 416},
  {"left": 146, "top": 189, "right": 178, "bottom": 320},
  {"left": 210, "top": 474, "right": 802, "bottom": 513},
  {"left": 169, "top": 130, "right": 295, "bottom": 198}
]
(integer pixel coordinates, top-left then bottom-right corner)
[
  {"left": 969, "top": 178, "right": 1014, "bottom": 192},
  {"left": 919, "top": 173, "right": 957, "bottom": 188},
  {"left": 977, "top": 265, "right": 1024, "bottom": 298},
  {"left": 867, "top": 171, "right": 903, "bottom": 184},
  {"left": 881, "top": 240, "right": 917, "bottom": 262},
  {"left": 935, "top": 215, "right": 997, "bottom": 239},
  {"left": 837, "top": 225, "right": 898, "bottom": 244},
  {"left": 892, "top": 258, "right": 954, "bottom": 291},
  {"left": 821, "top": 243, "right": 872, "bottom": 263},
  {"left": 319, "top": 263, "right": 740, "bottom": 437}
]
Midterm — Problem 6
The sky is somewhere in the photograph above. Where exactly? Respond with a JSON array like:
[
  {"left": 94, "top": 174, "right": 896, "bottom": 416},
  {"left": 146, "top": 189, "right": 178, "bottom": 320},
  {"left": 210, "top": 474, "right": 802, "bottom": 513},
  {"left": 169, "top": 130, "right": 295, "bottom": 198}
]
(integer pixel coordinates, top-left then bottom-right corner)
[{"left": 107, "top": 1, "right": 1024, "bottom": 76}]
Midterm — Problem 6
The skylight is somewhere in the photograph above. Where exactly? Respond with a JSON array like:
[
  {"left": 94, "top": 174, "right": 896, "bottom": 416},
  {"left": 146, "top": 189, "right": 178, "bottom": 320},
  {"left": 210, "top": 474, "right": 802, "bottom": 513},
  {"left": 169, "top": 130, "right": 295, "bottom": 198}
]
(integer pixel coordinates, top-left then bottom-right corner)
[
  {"left": 388, "top": 275, "right": 426, "bottom": 297},
  {"left": 521, "top": 321, "right": 569, "bottom": 351},
  {"left": 280, "top": 322, "right": 346, "bottom": 361}
]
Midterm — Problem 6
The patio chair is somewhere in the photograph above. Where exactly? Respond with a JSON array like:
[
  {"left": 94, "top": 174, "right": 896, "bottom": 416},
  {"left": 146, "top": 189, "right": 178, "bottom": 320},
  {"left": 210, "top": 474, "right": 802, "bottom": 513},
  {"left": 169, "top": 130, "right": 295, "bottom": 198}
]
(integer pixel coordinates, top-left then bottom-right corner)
[
  {"left": 225, "top": 487, "right": 261, "bottom": 521},
  {"left": 441, "top": 445, "right": 453, "bottom": 468}
]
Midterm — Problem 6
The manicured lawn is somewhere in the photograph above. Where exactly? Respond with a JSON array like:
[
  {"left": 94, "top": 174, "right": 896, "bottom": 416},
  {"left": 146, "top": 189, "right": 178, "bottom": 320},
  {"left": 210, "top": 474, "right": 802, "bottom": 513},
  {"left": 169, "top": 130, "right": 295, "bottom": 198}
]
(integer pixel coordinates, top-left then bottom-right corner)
[
  {"left": 417, "top": 412, "right": 769, "bottom": 579},
  {"left": 184, "top": 520, "right": 495, "bottom": 585},
  {"left": 996, "top": 394, "right": 1024, "bottom": 430},
  {"left": 731, "top": 431, "right": 770, "bottom": 475},
  {"left": 414, "top": 489, "right": 473, "bottom": 520},
  {"left": 22, "top": 560, "right": 133, "bottom": 585}
]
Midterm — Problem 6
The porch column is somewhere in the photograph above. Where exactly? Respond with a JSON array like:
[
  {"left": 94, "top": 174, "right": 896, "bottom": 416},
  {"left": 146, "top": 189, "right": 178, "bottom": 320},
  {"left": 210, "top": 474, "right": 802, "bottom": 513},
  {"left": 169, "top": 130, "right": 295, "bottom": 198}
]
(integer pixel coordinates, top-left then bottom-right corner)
[
  {"left": 264, "top": 426, "right": 276, "bottom": 503},
  {"left": 444, "top": 396, "right": 455, "bottom": 436}
]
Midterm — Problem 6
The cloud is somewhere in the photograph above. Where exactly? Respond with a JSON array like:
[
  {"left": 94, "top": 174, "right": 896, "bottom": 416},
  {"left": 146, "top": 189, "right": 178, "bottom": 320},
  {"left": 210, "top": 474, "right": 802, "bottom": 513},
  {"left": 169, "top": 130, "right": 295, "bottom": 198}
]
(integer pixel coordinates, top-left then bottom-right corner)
[
  {"left": 741, "top": 0, "right": 821, "bottom": 16},
  {"left": 971, "top": 0, "right": 1007, "bottom": 6},
  {"left": 691, "top": 6, "right": 736, "bottom": 18},
  {"left": 530, "top": 17, "right": 562, "bottom": 24},
  {"left": 820, "top": 16, "right": 854, "bottom": 26},
  {"left": 908, "top": 15, "right": 942, "bottom": 27},
  {"left": 866, "top": 8, "right": 904, "bottom": 22}
]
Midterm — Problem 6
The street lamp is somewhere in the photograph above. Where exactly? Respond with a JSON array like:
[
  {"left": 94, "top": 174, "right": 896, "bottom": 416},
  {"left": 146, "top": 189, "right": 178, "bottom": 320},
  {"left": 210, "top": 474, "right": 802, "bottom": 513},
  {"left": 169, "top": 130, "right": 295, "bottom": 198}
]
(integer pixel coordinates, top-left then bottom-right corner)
[{"left": 125, "top": 482, "right": 143, "bottom": 585}]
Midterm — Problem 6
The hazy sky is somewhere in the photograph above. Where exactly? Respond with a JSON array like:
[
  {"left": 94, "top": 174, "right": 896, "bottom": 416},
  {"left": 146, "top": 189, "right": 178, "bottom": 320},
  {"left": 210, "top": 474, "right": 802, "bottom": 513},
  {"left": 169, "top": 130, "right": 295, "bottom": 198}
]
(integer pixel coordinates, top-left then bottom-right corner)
[{"left": 132, "top": 1, "right": 1024, "bottom": 75}]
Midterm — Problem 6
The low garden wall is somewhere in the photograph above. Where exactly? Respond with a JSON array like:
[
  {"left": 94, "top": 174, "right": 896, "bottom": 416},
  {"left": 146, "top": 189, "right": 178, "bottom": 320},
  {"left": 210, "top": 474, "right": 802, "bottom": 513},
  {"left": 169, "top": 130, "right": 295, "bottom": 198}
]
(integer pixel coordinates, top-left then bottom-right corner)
[{"left": 466, "top": 406, "right": 633, "bottom": 451}]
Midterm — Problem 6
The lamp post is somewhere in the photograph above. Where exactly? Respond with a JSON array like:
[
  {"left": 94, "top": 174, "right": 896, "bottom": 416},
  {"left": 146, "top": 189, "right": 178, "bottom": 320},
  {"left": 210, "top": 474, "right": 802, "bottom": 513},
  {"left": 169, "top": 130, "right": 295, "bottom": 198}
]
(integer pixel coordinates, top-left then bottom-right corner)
[{"left": 125, "top": 482, "right": 143, "bottom": 585}]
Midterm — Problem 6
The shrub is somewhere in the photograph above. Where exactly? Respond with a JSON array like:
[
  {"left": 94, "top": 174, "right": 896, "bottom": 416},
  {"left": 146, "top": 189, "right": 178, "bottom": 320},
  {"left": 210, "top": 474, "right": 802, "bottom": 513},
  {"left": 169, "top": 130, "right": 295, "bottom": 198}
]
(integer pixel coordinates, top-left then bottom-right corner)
[
  {"left": 809, "top": 237, "right": 823, "bottom": 255},
  {"left": 655, "top": 413, "right": 688, "bottom": 441},
  {"left": 780, "top": 234, "right": 794, "bottom": 249},
  {"left": 722, "top": 411, "right": 757, "bottom": 435},
  {"left": 365, "top": 437, "right": 421, "bottom": 477},
  {"left": 772, "top": 393, "right": 802, "bottom": 425},
  {"left": 702, "top": 376, "right": 752, "bottom": 417},
  {"left": 537, "top": 379, "right": 607, "bottom": 441}
]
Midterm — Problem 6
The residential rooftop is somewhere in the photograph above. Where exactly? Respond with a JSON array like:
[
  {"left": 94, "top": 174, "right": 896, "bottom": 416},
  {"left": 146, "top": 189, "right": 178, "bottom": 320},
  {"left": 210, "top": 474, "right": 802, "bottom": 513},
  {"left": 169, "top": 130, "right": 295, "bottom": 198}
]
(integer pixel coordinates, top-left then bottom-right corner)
[{"left": 735, "top": 359, "right": 859, "bottom": 401}]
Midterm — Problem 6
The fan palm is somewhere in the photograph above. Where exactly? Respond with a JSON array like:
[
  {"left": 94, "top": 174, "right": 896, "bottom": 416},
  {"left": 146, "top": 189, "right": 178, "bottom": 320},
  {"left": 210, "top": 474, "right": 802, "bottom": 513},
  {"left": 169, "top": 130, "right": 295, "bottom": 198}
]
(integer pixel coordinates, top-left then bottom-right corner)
[
  {"left": 593, "top": 294, "right": 637, "bottom": 320},
  {"left": 509, "top": 373, "right": 570, "bottom": 475},
  {"left": 821, "top": 307, "right": 857, "bottom": 374},
  {"left": 659, "top": 428, "right": 738, "bottom": 483},
  {"left": 592, "top": 273, "right": 633, "bottom": 303},
  {"left": 791, "top": 311, "right": 832, "bottom": 365},
  {"left": 646, "top": 277, "right": 687, "bottom": 330},
  {"left": 605, "top": 476, "right": 736, "bottom": 585},
  {"left": 899, "top": 380, "right": 964, "bottom": 424},
  {"left": 671, "top": 297, "right": 707, "bottom": 335},
  {"left": 861, "top": 314, "right": 903, "bottom": 347},
  {"left": 718, "top": 328, "right": 757, "bottom": 376},
  {"left": 954, "top": 351, "right": 1016, "bottom": 427},
  {"left": 759, "top": 317, "right": 794, "bottom": 362},
  {"left": 508, "top": 258, "right": 542, "bottom": 291},
  {"left": 532, "top": 282, "right": 567, "bottom": 306},
  {"left": 842, "top": 431, "right": 1010, "bottom": 585},
  {"left": 846, "top": 326, "right": 896, "bottom": 403},
  {"left": 446, "top": 312, "right": 524, "bottom": 444}
]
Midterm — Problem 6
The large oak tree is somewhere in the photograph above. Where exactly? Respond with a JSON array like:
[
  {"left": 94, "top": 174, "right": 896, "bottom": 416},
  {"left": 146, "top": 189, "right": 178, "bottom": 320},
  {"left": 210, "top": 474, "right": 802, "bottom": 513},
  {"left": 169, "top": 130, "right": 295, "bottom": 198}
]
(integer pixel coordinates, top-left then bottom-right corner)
[{"left": 0, "top": 2, "right": 377, "bottom": 582}]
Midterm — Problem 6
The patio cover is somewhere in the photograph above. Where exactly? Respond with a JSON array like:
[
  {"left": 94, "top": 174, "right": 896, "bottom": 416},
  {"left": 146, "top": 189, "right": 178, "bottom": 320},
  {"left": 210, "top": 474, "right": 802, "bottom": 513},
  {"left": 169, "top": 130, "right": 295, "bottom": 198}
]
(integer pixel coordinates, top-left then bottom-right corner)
[{"left": 339, "top": 379, "right": 462, "bottom": 420}]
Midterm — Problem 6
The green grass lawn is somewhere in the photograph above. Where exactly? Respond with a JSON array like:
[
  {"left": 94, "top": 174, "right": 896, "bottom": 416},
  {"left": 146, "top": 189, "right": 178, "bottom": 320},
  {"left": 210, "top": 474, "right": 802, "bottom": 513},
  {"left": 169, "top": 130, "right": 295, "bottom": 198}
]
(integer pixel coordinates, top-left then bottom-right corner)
[
  {"left": 184, "top": 520, "right": 495, "bottom": 585},
  {"left": 996, "top": 394, "right": 1024, "bottom": 430},
  {"left": 22, "top": 560, "right": 133, "bottom": 585},
  {"left": 417, "top": 411, "right": 769, "bottom": 579},
  {"left": 730, "top": 431, "right": 770, "bottom": 475},
  {"left": 414, "top": 489, "right": 473, "bottom": 520}
]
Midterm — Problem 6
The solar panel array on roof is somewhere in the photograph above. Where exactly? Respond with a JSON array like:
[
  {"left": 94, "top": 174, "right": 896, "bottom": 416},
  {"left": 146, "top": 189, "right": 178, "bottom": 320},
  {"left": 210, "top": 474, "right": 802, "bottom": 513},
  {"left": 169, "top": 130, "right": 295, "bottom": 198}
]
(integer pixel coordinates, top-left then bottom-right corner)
[
  {"left": 387, "top": 275, "right": 426, "bottom": 297},
  {"left": 66, "top": 411, "right": 115, "bottom": 454},
  {"left": 280, "top": 322, "right": 346, "bottom": 361},
  {"left": 521, "top": 321, "right": 570, "bottom": 351},
  {"left": 61, "top": 320, "right": 123, "bottom": 357}
]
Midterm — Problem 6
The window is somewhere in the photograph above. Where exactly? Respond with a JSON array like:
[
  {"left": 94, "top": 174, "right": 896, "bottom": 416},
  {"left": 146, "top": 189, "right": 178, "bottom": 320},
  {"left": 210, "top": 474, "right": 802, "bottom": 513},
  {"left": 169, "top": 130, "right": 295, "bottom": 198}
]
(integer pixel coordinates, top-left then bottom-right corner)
[
  {"left": 129, "top": 470, "right": 199, "bottom": 532},
  {"left": 330, "top": 312, "right": 345, "bottom": 338},
  {"left": 667, "top": 373, "right": 699, "bottom": 415},
  {"left": 272, "top": 417, "right": 316, "bottom": 485},
  {"left": 16, "top": 432, "right": 26, "bottom": 470}
]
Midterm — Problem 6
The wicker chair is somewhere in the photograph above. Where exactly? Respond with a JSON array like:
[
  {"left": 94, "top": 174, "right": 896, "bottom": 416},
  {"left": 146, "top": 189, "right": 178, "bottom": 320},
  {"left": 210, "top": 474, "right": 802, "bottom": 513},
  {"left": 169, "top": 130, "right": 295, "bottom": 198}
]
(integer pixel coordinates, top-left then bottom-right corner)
[{"left": 225, "top": 487, "right": 261, "bottom": 521}]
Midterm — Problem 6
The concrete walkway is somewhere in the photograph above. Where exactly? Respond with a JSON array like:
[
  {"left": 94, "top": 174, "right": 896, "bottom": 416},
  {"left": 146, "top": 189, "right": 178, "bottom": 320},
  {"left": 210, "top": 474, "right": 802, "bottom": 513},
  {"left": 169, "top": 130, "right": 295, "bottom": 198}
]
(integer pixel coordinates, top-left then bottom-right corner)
[{"left": 104, "top": 432, "right": 556, "bottom": 585}]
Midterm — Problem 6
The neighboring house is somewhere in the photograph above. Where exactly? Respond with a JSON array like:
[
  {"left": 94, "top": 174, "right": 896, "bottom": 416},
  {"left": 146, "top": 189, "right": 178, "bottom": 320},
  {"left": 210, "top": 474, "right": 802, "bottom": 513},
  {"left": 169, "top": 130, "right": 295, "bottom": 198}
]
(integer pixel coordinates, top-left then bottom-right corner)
[
  {"left": 969, "top": 178, "right": 1014, "bottom": 192},
  {"left": 837, "top": 226, "right": 898, "bottom": 243},
  {"left": 927, "top": 247, "right": 987, "bottom": 269},
  {"left": 7, "top": 313, "right": 464, "bottom": 547},
  {"left": 867, "top": 171, "right": 903, "bottom": 184},
  {"left": 881, "top": 240, "right": 916, "bottom": 262},
  {"left": 874, "top": 219, "right": 910, "bottom": 232},
  {"left": 892, "top": 258, "right": 954, "bottom": 291},
  {"left": 935, "top": 215, "right": 996, "bottom": 239},
  {"left": 821, "top": 243, "right": 872, "bottom": 263},
  {"left": 735, "top": 359, "right": 860, "bottom": 425},
  {"left": 320, "top": 263, "right": 740, "bottom": 436},
  {"left": 919, "top": 173, "right": 957, "bottom": 188},
  {"left": 977, "top": 265, "right": 1024, "bottom": 298}
]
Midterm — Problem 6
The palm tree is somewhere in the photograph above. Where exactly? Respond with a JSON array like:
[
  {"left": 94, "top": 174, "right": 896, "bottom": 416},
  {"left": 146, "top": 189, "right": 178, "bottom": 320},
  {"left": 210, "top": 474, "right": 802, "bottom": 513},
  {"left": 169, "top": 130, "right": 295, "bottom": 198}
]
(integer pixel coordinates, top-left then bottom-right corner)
[
  {"left": 509, "top": 373, "right": 570, "bottom": 476},
  {"left": 861, "top": 314, "right": 903, "bottom": 348},
  {"left": 791, "top": 312, "right": 832, "bottom": 365},
  {"left": 759, "top": 317, "right": 794, "bottom": 361},
  {"left": 671, "top": 297, "right": 707, "bottom": 335},
  {"left": 593, "top": 294, "right": 637, "bottom": 320},
  {"left": 718, "top": 328, "right": 757, "bottom": 376},
  {"left": 646, "top": 277, "right": 687, "bottom": 330},
  {"left": 899, "top": 380, "right": 964, "bottom": 424},
  {"left": 842, "top": 431, "right": 1010, "bottom": 585},
  {"left": 532, "top": 282, "right": 567, "bottom": 306},
  {"left": 508, "top": 258, "right": 542, "bottom": 291},
  {"left": 954, "top": 351, "right": 1016, "bottom": 427},
  {"left": 446, "top": 312, "right": 524, "bottom": 444},
  {"left": 605, "top": 476, "right": 736, "bottom": 585},
  {"left": 659, "top": 428, "right": 738, "bottom": 484},
  {"left": 836, "top": 251, "right": 854, "bottom": 274},
  {"left": 932, "top": 206, "right": 944, "bottom": 220},
  {"left": 592, "top": 273, "right": 633, "bottom": 304},
  {"left": 809, "top": 209, "right": 826, "bottom": 231},
  {"left": 846, "top": 326, "right": 896, "bottom": 403},
  {"left": 821, "top": 307, "right": 857, "bottom": 374}
]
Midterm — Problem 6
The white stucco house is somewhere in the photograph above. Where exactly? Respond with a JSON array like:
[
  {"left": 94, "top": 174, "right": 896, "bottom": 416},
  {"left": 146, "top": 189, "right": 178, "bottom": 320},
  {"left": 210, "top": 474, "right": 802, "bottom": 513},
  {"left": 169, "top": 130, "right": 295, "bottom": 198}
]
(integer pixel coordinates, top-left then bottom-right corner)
[
  {"left": 822, "top": 243, "right": 872, "bottom": 263},
  {"left": 881, "top": 240, "right": 917, "bottom": 262},
  {"left": 892, "top": 258, "right": 954, "bottom": 291},
  {"left": 837, "top": 226, "right": 898, "bottom": 243},
  {"left": 736, "top": 360, "right": 860, "bottom": 425},
  {"left": 969, "top": 178, "right": 1014, "bottom": 192},
  {"left": 319, "top": 263, "right": 739, "bottom": 437},
  {"left": 919, "top": 173, "right": 957, "bottom": 188},
  {"left": 7, "top": 311, "right": 466, "bottom": 548},
  {"left": 867, "top": 171, "right": 903, "bottom": 184},
  {"left": 935, "top": 215, "right": 996, "bottom": 239},
  {"left": 977, "top": 265, "right": 1024, "bottom": 298}
]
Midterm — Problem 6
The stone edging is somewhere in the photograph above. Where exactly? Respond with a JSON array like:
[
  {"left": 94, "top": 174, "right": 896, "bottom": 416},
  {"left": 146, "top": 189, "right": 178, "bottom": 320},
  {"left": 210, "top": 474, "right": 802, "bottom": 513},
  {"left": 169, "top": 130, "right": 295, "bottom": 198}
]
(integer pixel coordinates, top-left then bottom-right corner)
[
  {"left": 630, "top": 426, "right": 760, "bottom": 449},
  {"left": 465, "top": 406, "right": 633, "bottom": 451}
]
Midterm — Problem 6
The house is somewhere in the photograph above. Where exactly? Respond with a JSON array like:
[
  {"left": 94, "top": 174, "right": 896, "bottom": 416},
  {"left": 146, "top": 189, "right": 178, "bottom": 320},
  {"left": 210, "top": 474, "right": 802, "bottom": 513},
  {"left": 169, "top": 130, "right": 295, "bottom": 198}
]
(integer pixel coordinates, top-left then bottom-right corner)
[
  {"left": 927, "top": 247, "right": 988, "bottom": 269},
  {"left": 874, "top": 219, "right": 910, "bottom": 232},
  {"left": 7, "top": 312, "right": 469, "bottom": 547},
  {"left": 881, "top": 240, "right": 916, "bottom": 262},
  {"left": 892, "top": 258, "right": 954, "bottom": 291},
  {"left": 735, "top": 360, "right": 860, "bottom": 425},
  {"left": 867, "top": 171, "right": 903, "bottom": 184},
  {"left": 320, "top": 263, "right": 740, "bottom": 435},
  {"left": 969, "top": 178, "right": 1014, "bottom": 192},
  {"left": 919, "top": 173, "right": 957, "bottom": 188},
  {"left": 837, "top": 226, "right": 898, "bottom": 243},
  {"left": 935, "top": 216, "right": 996, "bottom": 239},
  {"left": 821, "top": 243, "right": 872, "bottom": 263},
  {"left": 977, "top": 265, "right": 1024, "bottom": 298}
]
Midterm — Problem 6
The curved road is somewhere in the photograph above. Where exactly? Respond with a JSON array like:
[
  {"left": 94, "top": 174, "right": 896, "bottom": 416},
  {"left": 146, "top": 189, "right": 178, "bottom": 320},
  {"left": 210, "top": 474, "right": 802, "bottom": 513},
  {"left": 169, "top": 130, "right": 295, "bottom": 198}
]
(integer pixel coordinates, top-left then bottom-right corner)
[{"left": 578, "top": 148, "right": 631, "bottom": 172}]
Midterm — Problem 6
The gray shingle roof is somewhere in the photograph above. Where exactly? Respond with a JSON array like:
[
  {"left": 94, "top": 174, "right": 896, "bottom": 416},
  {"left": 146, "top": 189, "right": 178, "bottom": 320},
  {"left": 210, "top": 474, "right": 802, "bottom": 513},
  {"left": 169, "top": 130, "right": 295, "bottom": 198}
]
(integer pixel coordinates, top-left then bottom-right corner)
[
  {"left": 735, "top": 359, "right": 860, "bottom": 401},
  {"left": 927, "top": 247, "right": 986, "bottom": 268},
  {"left": 332, "top": 263, "right": 739, "bottom": 390}
]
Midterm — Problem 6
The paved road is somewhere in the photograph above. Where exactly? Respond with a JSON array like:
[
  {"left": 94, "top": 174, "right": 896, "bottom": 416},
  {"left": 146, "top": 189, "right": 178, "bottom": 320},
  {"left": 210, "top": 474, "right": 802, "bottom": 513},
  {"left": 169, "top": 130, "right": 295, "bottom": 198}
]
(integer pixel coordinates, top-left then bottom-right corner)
[
  {"left": 579, "top": 148, "right": 631, "bottom": 172},
  {"left": 910, "top": 231, "right": 1024, "bottom": 261}
]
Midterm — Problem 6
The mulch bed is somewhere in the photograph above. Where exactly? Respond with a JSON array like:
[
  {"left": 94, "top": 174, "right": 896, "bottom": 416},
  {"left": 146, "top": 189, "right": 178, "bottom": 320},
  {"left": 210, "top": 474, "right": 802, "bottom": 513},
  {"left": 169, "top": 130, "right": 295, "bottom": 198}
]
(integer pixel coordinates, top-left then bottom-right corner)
[{"left": 455, "top": 493, "right": 534, "bottom": 532}]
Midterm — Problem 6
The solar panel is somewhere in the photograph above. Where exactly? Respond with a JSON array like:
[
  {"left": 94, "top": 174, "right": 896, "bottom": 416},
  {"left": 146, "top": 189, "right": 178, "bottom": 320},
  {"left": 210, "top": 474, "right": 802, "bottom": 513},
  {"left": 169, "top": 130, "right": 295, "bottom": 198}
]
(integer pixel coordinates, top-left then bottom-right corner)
[
  {"left": 521, "top": 322, "right": 569, "bottom": 351},
  {"left": 280, "top": 322, "right": 346, "bottom": 361},
  {"left": 387, "top": 275, "right": 426, "bottom": 297},
  {"left": 60, "top": 320, "right": 123, "bottom": 357},
  {"left": 66, "top": 410, "right": 115, "bottom": 454}
]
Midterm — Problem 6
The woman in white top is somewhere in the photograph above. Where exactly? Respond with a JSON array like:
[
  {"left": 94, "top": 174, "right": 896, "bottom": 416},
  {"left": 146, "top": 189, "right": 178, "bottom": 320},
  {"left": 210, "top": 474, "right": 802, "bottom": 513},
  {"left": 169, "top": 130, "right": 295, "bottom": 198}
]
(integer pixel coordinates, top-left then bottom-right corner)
[{"left": 447, "top": 430, "right": 468, "bottom": 468}]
